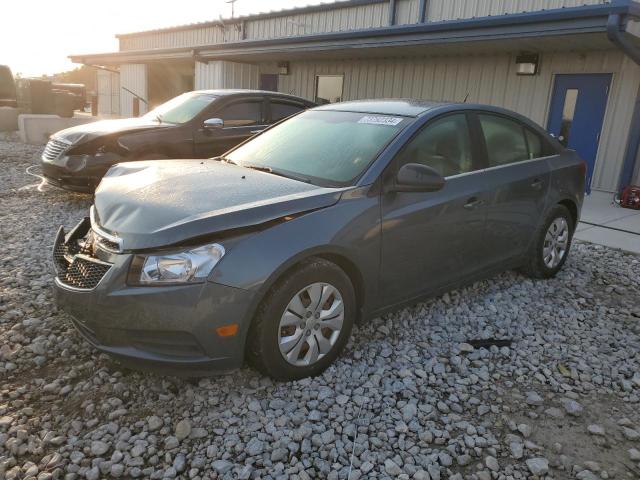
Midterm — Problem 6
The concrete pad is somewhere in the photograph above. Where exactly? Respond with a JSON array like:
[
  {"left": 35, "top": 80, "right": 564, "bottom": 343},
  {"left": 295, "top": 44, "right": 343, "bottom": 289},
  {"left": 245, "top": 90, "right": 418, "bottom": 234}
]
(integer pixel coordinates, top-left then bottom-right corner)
[
  {"left": 604, "top": 213, "right": 640, "bottom": 234},
  {"left": 0, "top": 107, "right": 19, "bottom": 132},
  {"left": 580, "top": 190, "right": 629, "bottom": 224},
  {"left": 18, "top": 114, "right": 97, "bottom": 145},
  {"left": 575, "top": 226, "right": 640, "bottom": 255}
]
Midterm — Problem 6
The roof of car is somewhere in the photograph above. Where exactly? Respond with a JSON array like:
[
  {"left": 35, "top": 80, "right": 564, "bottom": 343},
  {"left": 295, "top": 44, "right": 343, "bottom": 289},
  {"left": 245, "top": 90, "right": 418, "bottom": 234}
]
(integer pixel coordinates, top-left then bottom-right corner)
[
  {"left": 314, "top": 99, "right": 450, "bottom": 117},
  {"left": 193, "top": 89, "right": 314, "bottom": 103}
]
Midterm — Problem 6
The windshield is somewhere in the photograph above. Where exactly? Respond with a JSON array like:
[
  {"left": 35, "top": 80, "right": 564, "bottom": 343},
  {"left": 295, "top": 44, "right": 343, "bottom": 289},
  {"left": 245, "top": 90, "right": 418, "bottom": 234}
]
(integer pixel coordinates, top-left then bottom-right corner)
[
  {"left": 143, "top": 92, "right": 216, "bottom": 124},
  {"left": 225, "top": 110, "right": 409, "bottom": 186}
]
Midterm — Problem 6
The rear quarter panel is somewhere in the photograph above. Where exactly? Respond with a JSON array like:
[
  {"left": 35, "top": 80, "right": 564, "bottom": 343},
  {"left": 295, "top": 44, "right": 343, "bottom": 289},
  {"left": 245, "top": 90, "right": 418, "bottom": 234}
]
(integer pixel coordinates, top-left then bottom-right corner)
[{"left": 546, "top": 150, "right": 586, "bottom": 223}]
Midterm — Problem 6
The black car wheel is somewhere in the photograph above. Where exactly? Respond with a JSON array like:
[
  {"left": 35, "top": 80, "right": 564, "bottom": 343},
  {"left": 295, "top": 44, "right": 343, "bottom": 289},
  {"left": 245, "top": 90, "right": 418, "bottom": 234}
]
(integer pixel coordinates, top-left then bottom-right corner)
[
  {"left": 247, "top": 257, "right": 355, "bottom": 380},
  {"left": 522, "top": 204, "right": 574, "bottom": 279}
]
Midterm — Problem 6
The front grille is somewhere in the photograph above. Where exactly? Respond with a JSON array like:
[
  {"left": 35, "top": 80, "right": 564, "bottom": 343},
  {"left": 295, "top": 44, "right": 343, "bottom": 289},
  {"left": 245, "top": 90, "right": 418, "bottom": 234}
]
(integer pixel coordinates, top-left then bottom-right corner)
[
  {"left": 53, "top": 220, "right": 113, "bottom": 291},
  {"left": 43, "top": 139, "right": 70, "bottom": 161},
  {"left": 62, "top": 255, "right": 111, "bottom": 289}
]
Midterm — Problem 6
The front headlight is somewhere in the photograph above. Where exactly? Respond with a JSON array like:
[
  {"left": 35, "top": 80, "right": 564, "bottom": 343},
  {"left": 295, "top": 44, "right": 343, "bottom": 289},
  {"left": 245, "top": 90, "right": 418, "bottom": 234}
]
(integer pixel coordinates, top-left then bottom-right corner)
[{"left": 128, "top": 243, "right": 225, "bottom": 286}]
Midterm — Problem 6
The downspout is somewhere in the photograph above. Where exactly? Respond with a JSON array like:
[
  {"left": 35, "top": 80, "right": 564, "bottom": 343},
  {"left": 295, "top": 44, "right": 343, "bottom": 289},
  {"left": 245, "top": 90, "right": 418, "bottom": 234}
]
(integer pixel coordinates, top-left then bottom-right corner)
[
  {"left": 607, "top": 10, "right": 640, "bottom": 189},
  {"left": 418, "top": 0, "right": 428, "bottom": 23}
]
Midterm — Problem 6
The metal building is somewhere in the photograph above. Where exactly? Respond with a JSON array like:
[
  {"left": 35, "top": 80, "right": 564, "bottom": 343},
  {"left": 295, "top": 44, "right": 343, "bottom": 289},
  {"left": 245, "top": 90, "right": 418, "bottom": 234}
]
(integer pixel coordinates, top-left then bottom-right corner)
[{"left": 70, "top": 0, "right": 640, "bottom": 193}]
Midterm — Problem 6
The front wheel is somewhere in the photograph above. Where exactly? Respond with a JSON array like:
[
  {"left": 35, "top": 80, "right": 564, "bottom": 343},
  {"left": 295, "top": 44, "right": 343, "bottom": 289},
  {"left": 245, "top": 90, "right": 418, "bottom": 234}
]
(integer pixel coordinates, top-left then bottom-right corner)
[
  {"left": 521, "top": 204, "right": 574, "bottom": 279},
  {"left": 246, "top": 258, "right": 355, "bottom": 380}
]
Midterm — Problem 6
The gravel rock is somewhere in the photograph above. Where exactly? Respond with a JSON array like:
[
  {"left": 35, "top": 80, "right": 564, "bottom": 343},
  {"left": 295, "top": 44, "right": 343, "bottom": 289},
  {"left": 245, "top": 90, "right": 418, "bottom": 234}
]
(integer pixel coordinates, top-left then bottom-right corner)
[
  {"left": 174, "top": 418, "right": 191, "bottom": 440},
  {"left": 1, "top": 139, "right": 639, "bottom": 480},
  {"left": 561, "top": 398, "right": 584, "bottom": 416},
  {"left": 90, "top": 441, "right": 109, "bottom": 457},
  {"left": 587, "top": 424, "right": 605, "bottom": 436},
  {"left": 526, "top": 457, "right": 549, "bottom": 476}
]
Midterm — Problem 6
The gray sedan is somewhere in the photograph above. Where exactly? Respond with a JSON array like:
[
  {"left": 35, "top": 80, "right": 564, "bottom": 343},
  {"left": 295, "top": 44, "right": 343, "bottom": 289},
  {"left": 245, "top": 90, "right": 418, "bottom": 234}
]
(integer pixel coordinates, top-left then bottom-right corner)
[{"left": 52, "top": 100, "right": 585, "bottom": 380}]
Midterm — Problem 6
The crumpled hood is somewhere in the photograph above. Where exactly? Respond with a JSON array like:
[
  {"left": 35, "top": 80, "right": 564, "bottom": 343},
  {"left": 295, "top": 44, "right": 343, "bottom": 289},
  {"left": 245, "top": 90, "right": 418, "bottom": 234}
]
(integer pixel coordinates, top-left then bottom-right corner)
[
  {"left": 93, "top": 160, "right": 346, "bottom": 250},
  {"left": 53, "top": 117, "right": 171, "bottom": 146}
]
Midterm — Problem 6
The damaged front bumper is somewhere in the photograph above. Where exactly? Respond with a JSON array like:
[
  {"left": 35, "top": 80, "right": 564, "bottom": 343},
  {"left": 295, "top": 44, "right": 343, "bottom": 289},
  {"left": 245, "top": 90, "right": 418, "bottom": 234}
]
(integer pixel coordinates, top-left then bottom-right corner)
[
  {"left": 41, "top": 152, "right": 121, "bottom": 193},
  {"left": 52, "top": 218, "right": 254, "bottom": 375}
]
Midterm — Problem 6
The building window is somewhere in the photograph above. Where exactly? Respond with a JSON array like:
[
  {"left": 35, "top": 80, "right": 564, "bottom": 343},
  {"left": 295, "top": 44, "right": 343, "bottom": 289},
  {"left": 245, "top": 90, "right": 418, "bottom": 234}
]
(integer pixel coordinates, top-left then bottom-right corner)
[{"left": 315, "top": 75, "right": 344, "bottom": 105}]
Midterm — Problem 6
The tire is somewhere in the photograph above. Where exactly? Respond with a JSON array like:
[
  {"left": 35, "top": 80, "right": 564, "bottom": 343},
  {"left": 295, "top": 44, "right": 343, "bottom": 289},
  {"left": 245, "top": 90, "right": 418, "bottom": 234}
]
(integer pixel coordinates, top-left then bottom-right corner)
[
  {"left": 521, "top": 204, "right": 574, "bottom": 279},
  {"left": 246, "top": 258, "right": 356, "bottom": 380}
]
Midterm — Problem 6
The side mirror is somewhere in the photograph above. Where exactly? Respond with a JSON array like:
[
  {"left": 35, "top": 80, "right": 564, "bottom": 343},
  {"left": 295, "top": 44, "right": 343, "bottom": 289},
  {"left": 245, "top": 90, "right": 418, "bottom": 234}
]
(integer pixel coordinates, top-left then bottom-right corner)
[
  {"left": 203, "top": 118, "right": 224, "bottom": 130},
  {"left": 390, "top": 163, "right": 445, "bottom": 193}
]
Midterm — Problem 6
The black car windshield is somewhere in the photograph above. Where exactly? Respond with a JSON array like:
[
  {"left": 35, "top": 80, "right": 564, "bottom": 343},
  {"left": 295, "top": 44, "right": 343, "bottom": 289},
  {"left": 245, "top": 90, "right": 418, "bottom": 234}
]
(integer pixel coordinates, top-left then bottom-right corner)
[
  {"left": 225, "top": 110, "right": 410, "bottom": 186},
  {"left": 143, "top": 92, "right": 216, "bottom": 124}
]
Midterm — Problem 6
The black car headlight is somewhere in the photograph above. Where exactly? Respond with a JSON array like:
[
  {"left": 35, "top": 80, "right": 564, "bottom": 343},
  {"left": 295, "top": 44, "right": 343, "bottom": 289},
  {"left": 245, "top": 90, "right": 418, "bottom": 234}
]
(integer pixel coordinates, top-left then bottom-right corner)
[{"left": 128, "top": 243, "right": 225, "bottom": 286}]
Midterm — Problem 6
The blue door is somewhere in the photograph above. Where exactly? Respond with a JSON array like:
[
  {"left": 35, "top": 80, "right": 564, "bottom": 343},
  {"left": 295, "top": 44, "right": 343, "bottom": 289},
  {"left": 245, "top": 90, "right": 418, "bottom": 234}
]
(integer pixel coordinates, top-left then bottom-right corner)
[{"left": 547, "top": 74, "right": 611, "bottom": 192}]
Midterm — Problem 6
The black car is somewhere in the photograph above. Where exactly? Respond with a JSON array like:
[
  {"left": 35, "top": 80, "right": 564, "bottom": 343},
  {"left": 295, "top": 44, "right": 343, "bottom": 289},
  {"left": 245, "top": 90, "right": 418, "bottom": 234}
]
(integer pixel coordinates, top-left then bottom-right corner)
[{"left": 40, "top": 90, "right": 315, "bottom": 192}]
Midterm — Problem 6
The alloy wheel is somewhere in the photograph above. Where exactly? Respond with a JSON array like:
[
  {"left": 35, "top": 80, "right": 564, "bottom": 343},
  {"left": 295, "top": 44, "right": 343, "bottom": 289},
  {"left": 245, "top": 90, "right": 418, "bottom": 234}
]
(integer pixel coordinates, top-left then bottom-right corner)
[
  {"left": 278, "top": 282, "right": 344, "bottom": 367},
  {"left": 543, "top": 217, "right": 569, "bottom": 269}
]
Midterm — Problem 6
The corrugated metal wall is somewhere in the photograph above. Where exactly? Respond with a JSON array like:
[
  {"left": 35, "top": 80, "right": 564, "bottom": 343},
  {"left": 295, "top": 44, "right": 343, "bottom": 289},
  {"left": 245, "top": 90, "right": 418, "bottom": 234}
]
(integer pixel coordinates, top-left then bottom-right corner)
[
  {"left": 245, "top": 2, "right": 388, "bottom": 39},
  {"left": 427, "top": 0, "right": 610, "bottom": 22},
  {"left": 118, "top": 0, "right": 613, "bottom": 51},
  {"left": 395, "top": 0, "right": 421, "bottom": 25},
  {"left": 276, "top": 50, "right": 640, "bottom": 192},
  {"left": 119, "top": 64, "right": 148, "bottom": 117},
  {"left": 96, "top": 69, "right": 120, "bottom": 116},
  {"left": 120, "top": 25, "right": 242, "bottom": 51},
  {"left": 195, "top": 61, "right": 258, "bottom": 90},
  {"left": 119, "top": 2, "right": 387, "bottom": 51}
]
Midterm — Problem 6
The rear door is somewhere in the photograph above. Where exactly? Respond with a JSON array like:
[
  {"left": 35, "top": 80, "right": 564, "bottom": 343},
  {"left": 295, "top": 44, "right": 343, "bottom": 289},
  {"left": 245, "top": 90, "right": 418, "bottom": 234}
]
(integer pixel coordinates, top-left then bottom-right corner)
[
  {"left": 475, "top": 112, "right": 552, "bottom": 266},
  {"left": 380, "top": 113, "right": 490, "bottom": 306},
  {"left": 193, "top": 97, "right": 267, "bottom": 158}
]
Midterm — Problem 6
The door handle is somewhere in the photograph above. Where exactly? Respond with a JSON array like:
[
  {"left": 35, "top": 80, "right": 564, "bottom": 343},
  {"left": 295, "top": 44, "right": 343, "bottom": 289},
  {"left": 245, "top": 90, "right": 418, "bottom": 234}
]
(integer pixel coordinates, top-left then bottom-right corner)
[
  {"left": 531, "top": 179, "right": 543, "bottom": 190},
  {"left": 250, "top": 129, "right": 265, "bottom": 134},
  {"left": 463, "top": 198, "right": 484, "bottom": 210}
]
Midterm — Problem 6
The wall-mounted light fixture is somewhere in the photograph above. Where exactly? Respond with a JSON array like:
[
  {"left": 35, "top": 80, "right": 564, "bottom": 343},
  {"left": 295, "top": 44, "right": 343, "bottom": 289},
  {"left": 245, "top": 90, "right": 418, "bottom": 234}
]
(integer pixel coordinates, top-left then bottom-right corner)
[
  {"left": 515, "top": 53, "right": 539, "bottom": 76},
  {"left": 278, "top": 61, "right": 290, "bottom": 75}
]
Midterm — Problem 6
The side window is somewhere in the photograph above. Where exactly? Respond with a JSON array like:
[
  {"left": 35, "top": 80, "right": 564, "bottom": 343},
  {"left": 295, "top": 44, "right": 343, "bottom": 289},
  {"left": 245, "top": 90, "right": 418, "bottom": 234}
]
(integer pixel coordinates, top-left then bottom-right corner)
[
  {"left": 270, "top": 101, "right": 305, "bottom": 123},
  {"left": 218, "top": 101, "right": 262, "bottom": 127},
  {"left": 479, "top": 114, "right": 529, "bottom": 166},
  {"left": 396, "top": 114, "right": 474, "bottom": 177},
  {"left": 525, "top": 128, "right": 543, "bottom": 159}
]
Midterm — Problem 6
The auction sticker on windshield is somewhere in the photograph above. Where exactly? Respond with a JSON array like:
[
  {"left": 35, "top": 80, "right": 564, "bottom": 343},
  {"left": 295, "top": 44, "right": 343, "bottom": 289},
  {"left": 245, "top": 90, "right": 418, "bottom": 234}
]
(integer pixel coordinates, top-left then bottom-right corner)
[{"left": 357, "top": 116, "right": 404, "bottom": 126}]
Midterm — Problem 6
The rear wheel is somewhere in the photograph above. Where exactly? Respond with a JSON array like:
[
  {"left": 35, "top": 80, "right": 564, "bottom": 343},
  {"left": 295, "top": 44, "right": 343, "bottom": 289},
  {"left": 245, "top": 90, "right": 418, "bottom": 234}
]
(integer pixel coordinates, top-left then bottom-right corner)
[
  {"left": 521, "top": 204, "right": 574, "bottom": 279},
  {"left": 247, "top": 258, "right": 355, "bottom": 380}
]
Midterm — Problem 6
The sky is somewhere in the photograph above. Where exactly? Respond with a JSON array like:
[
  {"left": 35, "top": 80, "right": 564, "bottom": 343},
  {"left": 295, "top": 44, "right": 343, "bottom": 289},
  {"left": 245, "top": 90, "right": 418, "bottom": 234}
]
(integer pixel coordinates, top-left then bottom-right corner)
[{"left": 2, "top": 0, "right": 327, "bottom": 77}]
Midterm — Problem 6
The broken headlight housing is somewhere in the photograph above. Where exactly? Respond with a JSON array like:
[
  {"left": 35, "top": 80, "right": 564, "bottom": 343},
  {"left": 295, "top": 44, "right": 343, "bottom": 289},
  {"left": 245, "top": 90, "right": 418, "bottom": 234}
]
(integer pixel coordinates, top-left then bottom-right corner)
[{"left": 128, "top": 243, "right": 225, "bottom": 286}]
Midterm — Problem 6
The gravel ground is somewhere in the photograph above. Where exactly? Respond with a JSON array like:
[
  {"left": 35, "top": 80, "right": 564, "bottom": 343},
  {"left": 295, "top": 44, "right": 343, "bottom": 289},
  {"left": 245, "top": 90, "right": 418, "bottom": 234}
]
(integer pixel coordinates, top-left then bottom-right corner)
[{"left": 1, "top": 138, "right": 640, "bottom": 480}]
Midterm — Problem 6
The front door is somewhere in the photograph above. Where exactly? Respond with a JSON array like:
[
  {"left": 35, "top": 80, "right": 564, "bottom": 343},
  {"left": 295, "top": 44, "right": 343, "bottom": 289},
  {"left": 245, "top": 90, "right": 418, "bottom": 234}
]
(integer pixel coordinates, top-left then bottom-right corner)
[
  {"left": 547, "top": 73, "right": 611, "bottom": 192},
  {"left": 380, "top": 113, "right": 488, "bottom": 307},
  {"left": 193, "top": 98, "right": 267, "bottom": 158}
]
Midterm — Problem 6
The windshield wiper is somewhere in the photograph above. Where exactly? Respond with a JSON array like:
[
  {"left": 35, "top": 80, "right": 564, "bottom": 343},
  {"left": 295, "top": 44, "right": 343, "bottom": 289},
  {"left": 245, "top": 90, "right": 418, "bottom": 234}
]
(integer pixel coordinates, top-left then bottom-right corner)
[
  {"left": 219, "top": 157, "right": 312, "bottom": 183},
  {"left": 244, "top": 164, "right": 312, "bottom": 184},
  {"left": 154, "top": 114, "right": 163, "bottom": 123},
  {"left": 221, "top": 157, "right": 238, "bottom": 165}
]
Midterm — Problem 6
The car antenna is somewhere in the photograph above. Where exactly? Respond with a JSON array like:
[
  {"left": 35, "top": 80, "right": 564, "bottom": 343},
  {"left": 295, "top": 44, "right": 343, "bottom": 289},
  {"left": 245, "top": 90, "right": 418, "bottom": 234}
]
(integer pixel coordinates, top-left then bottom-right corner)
[{"left": 463, "top": 92, "right": 470, "bottom": 103}]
